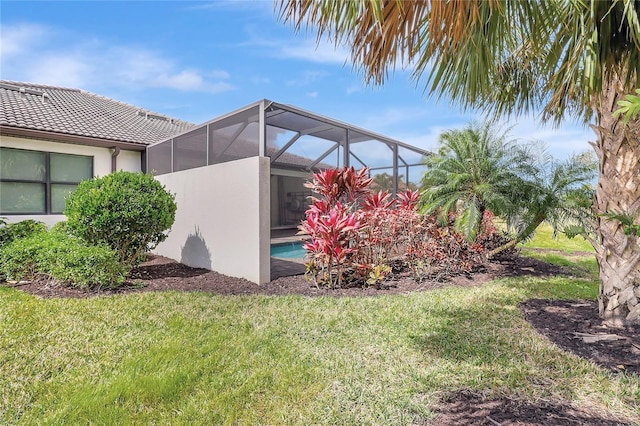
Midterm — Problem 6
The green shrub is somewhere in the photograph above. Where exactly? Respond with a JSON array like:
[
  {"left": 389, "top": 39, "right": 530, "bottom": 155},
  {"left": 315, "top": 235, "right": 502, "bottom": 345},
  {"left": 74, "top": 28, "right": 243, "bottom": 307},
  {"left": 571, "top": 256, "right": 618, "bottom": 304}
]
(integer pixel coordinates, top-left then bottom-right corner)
[
  {"left": 0, "top": 230, "right": 127, "bottom": 289},
  {"left": 0, "top": 219, "right": 47, "bottom": 251},
  {"left": 50, "top": 220, "right": 69, "bottom": 235},
  {"left": 65, "top": 171, "right": 176, "bottom": 267}
]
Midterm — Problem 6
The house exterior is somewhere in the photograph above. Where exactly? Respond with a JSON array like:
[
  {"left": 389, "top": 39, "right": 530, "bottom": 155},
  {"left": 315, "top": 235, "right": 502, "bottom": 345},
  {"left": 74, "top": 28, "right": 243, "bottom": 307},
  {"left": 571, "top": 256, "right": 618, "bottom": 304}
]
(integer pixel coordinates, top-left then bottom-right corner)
[
  {"left": 0, "top": 80, "right": 194, "bottom": 226},
  {"left": 1, "top": 81, "right": 430, "bottom": 284}
]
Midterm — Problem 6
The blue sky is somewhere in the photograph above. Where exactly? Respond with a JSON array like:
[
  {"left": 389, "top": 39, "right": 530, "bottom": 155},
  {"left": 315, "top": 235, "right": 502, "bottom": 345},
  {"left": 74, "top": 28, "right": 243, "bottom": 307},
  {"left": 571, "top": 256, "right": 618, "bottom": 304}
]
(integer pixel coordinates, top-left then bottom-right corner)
[{"left": 1, "top": 0, "right": 594, "bottom": 162}]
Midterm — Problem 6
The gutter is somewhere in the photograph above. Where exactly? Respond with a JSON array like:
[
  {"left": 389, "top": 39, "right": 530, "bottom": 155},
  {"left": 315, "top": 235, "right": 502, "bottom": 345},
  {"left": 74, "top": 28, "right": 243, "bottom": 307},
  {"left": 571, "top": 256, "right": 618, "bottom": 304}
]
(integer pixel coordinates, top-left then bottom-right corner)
[{"left": 111, "top": 146, "right": 121, "bottom": 172}]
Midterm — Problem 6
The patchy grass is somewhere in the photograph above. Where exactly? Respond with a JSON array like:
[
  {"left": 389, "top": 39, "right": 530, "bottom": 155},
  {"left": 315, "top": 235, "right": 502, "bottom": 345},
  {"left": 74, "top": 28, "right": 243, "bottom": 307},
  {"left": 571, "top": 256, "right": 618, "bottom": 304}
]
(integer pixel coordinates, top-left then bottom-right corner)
[
  {"left": 520, "top": 223, "right": 598, "bottom": 280},
  {"left": 522, "top": 250, "right": 599, "bottom": 279},
  {"left": 523, "top": 223, "right": 595, "bottom": 253},
  {"left": 1, "top": 265, "right": 638, "bottom": 424}
]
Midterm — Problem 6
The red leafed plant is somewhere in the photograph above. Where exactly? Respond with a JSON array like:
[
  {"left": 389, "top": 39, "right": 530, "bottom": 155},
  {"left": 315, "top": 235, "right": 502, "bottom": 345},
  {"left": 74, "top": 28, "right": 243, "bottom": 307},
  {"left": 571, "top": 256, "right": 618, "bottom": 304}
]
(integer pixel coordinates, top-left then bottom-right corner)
[
  {"left": 300, "top": 202, "right": 361, "bottom": 288},
  {"left": 299, "top": 167, "right": 503, "bottom": 288},
  {"left": 299, "top": 167, "right": 371, "bottom": 288}
]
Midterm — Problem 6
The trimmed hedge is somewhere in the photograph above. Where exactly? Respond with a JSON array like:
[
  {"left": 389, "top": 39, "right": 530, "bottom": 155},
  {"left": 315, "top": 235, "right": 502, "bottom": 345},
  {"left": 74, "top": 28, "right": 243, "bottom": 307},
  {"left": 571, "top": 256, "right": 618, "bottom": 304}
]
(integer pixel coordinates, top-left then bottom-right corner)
[
  {"left": 65, "top": 171, "right": 176, "bottom": 267},
  {"left": 0, "top": 230, "right": 127, "bottom": 289}
]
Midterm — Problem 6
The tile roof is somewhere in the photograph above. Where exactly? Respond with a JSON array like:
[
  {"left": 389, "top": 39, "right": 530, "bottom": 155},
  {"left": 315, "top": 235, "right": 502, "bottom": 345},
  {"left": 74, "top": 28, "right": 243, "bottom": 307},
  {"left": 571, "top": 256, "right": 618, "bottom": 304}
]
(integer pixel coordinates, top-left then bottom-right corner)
[{"left": 0, "top": 80, "right": 195, "bottom": 145}]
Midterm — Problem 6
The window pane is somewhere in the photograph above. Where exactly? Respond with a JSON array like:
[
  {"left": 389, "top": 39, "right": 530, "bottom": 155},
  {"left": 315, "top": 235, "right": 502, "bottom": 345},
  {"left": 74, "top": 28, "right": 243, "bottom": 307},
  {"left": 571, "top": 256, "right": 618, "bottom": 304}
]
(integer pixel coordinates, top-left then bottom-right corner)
[
  {"left": 51, "top": 184, "right": 78, "bottom": 214},
  {"left": 50, "top": 153, "right": 92, "bottom": 182},
  {"left": 0, "top": 182, "right": 45, "bottom": 213},
  {"left": 0, "top": 148, "right": 46, "bottom": 181}
]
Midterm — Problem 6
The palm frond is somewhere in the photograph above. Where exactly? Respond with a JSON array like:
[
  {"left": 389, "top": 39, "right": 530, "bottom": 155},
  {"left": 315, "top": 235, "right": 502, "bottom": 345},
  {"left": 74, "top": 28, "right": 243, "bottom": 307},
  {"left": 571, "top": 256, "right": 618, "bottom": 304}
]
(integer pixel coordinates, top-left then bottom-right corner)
[{"left": 277, "top": 0, "right": 640, "bottom": 123}]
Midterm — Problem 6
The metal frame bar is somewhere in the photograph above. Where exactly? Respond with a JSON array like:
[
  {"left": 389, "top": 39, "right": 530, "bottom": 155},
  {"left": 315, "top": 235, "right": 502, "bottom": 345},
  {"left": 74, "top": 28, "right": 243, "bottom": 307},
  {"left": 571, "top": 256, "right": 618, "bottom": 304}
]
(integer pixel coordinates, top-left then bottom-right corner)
[
  {"left": 147, "top": 98, "right": 432, "bottom": 183},
  {"left": 349, "top": 151, "right": 368, "bottom": 168},
  {"left": 270, "top": 133, "right": 302, "bottom": 163},
  {"left": 214, "top": 121, "right": 249, "bottom": 161},
  {"left": 267, "top": 101, "right": 430, "bottom": 156},
  {"left": 307, "top": 143, "right": 339, "bottom": 170}
]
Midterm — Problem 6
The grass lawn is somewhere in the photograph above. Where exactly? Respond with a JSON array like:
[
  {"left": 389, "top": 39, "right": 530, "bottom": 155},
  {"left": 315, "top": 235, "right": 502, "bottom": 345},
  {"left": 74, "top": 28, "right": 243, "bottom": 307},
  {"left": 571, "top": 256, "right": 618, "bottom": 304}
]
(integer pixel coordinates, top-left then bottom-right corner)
[
  {"left": 2, "top": 227, "right": 638, "bottom": 424},
  {"left": 522, "top": 223, "right": 599, "bottom": 279},
  {"left": 523, "top": 222, "right": 595, "bottom": 253}
]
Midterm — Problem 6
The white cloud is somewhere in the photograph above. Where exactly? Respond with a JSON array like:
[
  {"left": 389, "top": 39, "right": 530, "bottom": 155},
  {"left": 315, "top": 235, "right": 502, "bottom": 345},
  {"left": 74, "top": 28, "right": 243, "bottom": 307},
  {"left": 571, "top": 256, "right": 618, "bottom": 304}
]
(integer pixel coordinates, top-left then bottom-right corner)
[
  {"left": 306, "top": 91, "right": 318, "bottom": 98},
  {"left": 359, "top": 106, "right": 436, "bottom": 130},
  {"left": 242, "top": 31, "right": 351, "bottom": 66},
  {"left": 287, "top": 70, "right": 328, "bottom": 87},
  {"left": 499, "top": 116, "right": 594, "bottom": 160},
  {"left": 1, "top": 25, "right": 234, "bottom": 95},
  {"left": 184, "top": 0, "right": 272, "bottom": 13},
  {"left": 346, "top": 85, "right": 361, "bottom": 95},
  {"left": 151, "top": 69, "right": 234, "bottom": 94},
  {"left": 279, "top": 39, "right": 350, "bottom": 65},
  {"left": 0, "top": 23, "right": 48, "bottom": 57},
  {"left": 395, "top": 115, "right": 594, "bottom": 161},
  {"left": 209, "top": 69, "right": 230, "bottom": 79},
  {"left": 26, "top": 54, "right": 92, "bottom": 88},
  {"left": 251, "top": 75, "right": 271, "bottom": 85}
]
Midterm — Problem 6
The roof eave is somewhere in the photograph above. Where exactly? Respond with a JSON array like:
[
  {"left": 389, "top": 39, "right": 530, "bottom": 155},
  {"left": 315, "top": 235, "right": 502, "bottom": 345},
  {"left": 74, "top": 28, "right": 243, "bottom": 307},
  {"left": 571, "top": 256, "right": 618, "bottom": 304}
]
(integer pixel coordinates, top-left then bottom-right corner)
[{"left": 0, "top": 125, "right": 148, "bottom": 151}]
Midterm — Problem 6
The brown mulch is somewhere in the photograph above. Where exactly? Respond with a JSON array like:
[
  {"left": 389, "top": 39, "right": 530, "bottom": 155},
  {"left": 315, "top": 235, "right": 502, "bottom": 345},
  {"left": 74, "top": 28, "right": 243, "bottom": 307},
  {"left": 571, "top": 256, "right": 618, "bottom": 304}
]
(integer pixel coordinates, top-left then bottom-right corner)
[
  {"left": 432, "top": 391, "right": 633, "bottom": 425},
  {"left": 520, "top": 299, "right": 640, "bottom": 375},
  {"left": 3, "top": 253, "right": 639, "bottom": 425},
  {"left": 7, "top": 253, "right": 571, "bottom": 299}
]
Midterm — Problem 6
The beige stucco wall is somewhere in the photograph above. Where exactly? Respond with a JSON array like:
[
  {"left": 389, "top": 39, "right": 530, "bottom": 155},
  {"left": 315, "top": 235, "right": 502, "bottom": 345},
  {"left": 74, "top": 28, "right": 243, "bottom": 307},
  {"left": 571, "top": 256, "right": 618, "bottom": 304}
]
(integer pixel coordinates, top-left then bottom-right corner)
[
  {"left": 154, "top": 156, "right": 271, "bottom": 284},
  {"left": 0, "top": 135, "right": 142, "bottom": 226}
]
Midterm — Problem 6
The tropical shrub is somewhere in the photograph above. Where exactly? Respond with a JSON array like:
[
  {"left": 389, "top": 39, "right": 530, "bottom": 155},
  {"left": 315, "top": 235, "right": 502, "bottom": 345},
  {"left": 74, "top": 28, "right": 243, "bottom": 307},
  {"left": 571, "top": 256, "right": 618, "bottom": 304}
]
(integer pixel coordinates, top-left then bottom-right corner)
[
  {"left": 0, "top": 229, "right": 126, "bottom": 289},
  {"left": 301, "top": 167, "right": 370, "bottom": 288},
  {"left": 65, "top": 171, "right": 176, "bottom": 267},
  {"left": 300, "top": 167, "right": 501, "bottom": 288}
]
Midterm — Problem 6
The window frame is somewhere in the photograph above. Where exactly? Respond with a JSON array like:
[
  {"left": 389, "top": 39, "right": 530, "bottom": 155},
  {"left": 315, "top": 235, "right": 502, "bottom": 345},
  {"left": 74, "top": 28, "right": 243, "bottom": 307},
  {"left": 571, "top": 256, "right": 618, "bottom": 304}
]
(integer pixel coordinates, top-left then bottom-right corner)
[{"left": 0, "top": 147, "right": 94, "bottom": 215}]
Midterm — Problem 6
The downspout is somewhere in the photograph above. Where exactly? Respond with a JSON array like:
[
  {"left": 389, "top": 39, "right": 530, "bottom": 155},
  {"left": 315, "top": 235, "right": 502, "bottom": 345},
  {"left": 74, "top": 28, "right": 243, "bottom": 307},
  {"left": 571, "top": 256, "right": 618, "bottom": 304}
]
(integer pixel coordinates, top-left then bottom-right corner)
[{"left": 111, "top": 146, "right": 121, "bottom": 173}]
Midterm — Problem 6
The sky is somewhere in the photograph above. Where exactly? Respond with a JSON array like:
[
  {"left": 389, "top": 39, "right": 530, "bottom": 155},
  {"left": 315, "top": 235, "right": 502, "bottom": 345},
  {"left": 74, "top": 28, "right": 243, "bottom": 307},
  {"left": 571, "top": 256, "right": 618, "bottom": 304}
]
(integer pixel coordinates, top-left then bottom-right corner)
[{"left": 1, "top": 0, "right": 595, "bottom": 165}]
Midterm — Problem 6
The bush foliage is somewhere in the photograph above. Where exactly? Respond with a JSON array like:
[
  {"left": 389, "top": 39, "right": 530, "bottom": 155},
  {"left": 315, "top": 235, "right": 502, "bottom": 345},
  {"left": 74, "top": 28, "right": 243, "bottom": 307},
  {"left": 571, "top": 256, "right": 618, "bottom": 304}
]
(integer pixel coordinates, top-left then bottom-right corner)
[
  {"left": 0, "top": 229, "right": 126, "bottom": 289},
  {"left": 0, "top": 219, "right": 47, "bottom": 251},
  {"left": 65, "top": 171, "right": 176, "bottom": 267},
  {"left": 300, "top": 167, "right": 510, "bottom": 288}
]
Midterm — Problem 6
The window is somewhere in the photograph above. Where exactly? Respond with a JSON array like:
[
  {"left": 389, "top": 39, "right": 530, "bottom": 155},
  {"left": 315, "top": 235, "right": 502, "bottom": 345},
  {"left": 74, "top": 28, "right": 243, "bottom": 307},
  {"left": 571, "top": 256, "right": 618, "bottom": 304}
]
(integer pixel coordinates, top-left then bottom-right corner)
[{"left": 0, "top": 147, "right": 93, "bottom": 214}]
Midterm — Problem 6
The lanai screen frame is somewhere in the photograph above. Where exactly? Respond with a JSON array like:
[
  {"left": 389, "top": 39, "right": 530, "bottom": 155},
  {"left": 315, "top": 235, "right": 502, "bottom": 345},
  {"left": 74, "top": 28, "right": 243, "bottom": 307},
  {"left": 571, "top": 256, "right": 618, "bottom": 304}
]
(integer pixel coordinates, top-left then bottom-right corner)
[{"left": 146, "top": 99, "right": 431, "bottom": 193}]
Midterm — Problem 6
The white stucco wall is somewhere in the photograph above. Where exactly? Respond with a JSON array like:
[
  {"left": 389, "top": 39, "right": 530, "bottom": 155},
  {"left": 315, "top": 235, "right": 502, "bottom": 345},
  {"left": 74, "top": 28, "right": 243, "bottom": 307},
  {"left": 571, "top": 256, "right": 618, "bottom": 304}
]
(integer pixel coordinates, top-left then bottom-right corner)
[
  {"left": 0, "top": 135, "right": 142, "bottom": 226},
  {"left": 154, "top": 156, "right": 271, "bottom": 284}
]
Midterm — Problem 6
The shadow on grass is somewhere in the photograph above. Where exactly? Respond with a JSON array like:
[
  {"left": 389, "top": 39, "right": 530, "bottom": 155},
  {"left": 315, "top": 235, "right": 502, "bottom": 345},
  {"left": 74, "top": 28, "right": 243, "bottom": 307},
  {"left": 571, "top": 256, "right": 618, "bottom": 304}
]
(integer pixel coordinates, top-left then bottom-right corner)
[{"left": 408, "top": 281, "right": 597, "bottom": 386}]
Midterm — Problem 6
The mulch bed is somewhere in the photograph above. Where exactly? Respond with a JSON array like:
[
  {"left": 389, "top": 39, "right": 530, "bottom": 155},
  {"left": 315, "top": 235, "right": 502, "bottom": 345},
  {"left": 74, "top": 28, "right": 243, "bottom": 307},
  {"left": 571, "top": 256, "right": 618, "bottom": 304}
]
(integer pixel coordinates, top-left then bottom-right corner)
[
  {"left": 7, "top": 253, "right": 570, "bottom": 299},
  {"left": 432, "top": 390, "right": 632, "bottom": 425},
  {"left": 520, "top": 299, "right": 640, "bottom": 375},
  {"left": 3, "top": 253, "right": 639, "bottom": 425}
]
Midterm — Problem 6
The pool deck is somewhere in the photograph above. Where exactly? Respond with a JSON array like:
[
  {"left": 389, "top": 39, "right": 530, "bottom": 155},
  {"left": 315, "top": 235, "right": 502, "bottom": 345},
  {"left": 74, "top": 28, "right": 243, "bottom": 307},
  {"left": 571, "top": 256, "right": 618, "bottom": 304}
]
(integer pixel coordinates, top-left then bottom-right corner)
[{"left": 270, "top": 228, "right": 307, "bottom": 280}]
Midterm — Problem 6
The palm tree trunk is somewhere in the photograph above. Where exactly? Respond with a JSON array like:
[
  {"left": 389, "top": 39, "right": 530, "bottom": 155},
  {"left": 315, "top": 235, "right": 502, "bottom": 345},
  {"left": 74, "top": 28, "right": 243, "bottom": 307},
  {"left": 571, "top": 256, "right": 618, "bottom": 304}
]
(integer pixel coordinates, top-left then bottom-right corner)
[
  {"left": 592, "top": 75, "right": 640, "bottom": 327},
  {"left": 486, "top": 213, "right": 545, "bottom": 259}
]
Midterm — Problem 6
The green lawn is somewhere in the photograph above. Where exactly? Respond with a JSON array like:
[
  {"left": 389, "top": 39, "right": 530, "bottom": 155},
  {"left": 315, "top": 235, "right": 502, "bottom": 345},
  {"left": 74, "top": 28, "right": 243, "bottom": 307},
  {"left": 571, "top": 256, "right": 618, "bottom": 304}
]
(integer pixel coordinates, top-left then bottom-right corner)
[
  {"left": 521, "top": 223, "right": 599, "bottom": 279},
  {"left": 1, "top": 230, "right": 638, "bottom": 424},
  {"left": 523, "top": 222, "right": 595, "bottom": 253}
]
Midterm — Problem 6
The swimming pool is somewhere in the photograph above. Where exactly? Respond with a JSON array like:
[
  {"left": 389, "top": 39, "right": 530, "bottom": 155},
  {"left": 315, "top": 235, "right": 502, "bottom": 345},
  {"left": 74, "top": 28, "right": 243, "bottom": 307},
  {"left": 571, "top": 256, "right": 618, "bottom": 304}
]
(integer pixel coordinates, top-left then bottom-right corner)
[{"left": 270, "top": 241, "right": 308, "bottom": 259}]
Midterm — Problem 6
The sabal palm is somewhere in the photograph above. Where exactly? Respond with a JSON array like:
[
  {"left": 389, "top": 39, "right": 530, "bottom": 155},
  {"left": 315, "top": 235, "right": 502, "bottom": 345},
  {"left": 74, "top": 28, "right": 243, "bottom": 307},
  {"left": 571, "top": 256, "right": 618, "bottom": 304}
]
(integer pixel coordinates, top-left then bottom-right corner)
[
  {"left": 278, "top": 0, "right": 640, "bottom": 326},
  {"left": 420, "top": 122, "right": 529, "bottom": 241}
]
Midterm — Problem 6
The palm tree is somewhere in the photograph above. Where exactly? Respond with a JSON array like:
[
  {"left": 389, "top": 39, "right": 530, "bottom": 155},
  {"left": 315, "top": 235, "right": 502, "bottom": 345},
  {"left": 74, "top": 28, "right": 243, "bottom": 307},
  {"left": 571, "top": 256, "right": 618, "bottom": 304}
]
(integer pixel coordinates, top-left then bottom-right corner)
[
  {"left": 419, "top": 122, "right": 530, "bottom": 241},
  {"left": 278, "top": 0, "right": 640, "bottom": 326},
  {"left": 487, "top": 148, "right": 598, "bottom": 257}
]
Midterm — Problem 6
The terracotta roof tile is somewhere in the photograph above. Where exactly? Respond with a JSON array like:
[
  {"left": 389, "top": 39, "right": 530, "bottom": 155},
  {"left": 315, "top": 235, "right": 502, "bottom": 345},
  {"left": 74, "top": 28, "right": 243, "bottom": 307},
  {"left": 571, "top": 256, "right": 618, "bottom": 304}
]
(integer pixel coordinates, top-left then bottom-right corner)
[{"left": 0, "top": 80, "right": 195, "bottom": 145}]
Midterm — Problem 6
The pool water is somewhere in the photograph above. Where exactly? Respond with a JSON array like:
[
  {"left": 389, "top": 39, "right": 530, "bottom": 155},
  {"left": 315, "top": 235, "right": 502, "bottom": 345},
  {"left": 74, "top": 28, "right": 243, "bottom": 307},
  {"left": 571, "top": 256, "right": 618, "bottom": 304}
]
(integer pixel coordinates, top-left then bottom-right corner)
[{"left": 270, "top": 241, "right": 308, "bottom": 259}]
